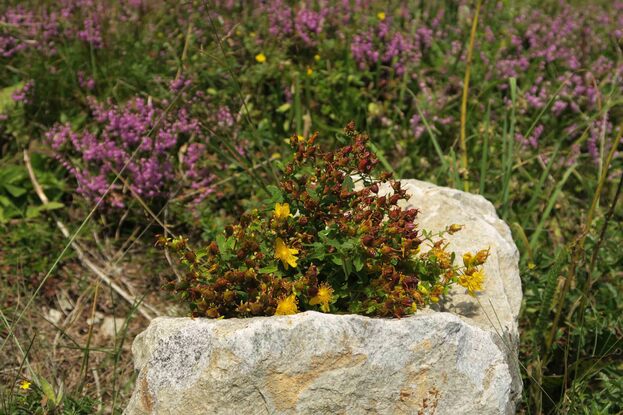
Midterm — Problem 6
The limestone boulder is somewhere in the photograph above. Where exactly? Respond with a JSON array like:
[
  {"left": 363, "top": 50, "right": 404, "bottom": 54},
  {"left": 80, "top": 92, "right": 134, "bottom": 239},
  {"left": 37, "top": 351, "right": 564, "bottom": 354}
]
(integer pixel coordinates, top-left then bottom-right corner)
[{"left": 125, "top": 180, "right": 523, "bottom": 415}]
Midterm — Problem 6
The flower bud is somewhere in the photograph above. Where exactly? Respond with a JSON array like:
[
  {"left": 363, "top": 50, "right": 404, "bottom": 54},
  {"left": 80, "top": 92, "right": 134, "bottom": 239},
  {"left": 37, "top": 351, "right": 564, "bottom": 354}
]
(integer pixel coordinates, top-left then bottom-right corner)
[
  {"left": 208, "top": 241, "right": 219, "bottom": 255},
  {"left": 184, "top": 251, "right": 197, "bottom": 263},
  {"left": 448, "top": 224, "right": 463, "bottom": 234},
  {"left": 223, "top": 290, "right": 236, "bottom": 302},
  {"left": 475, "top": 249, "right": 490, "bottom": 264},
  {"left": 381, "top": 245, "right": 394, "bottom": 255}
]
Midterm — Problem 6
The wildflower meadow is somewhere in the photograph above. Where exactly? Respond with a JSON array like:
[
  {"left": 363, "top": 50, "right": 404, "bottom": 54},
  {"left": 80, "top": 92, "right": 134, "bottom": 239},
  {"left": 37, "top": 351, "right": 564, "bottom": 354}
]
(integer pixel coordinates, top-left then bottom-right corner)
[{"left": 1, "top": 0, "right": 622, "bottom": 413}]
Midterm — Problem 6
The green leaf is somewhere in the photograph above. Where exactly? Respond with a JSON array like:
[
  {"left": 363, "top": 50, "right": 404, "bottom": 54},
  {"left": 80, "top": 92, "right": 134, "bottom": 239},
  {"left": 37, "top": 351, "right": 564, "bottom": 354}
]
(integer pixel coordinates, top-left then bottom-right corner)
[
  {"left": 307, "top": 185, "right": 319, "bottom": 201},
  {"left": 216, "top": 234, "right": 228, "bottom": 254},
  {"left": 39, "top": 376, "right": 57, "bottom": 405},
  {"left": 342, "top": 175, "right": 354, "bottom": 192},
  {"left": 0, "top": 82, "right": 24, "bottom": 114},
  {"left": 3, "top": 183, "right": 26, "bottom": 198},
  {"left": 25, "top": 202, "right": 64, "bottom": 218},
  {"left": 342, "top": 257, "right": 353, "bottom": 277},
  {"left": 341, "top": 240, "right": 355, "bottom": 250},
  {"left": 277, "top": 102, "right": 291, "bottom": 113},
  {"left": 258, "top": 264, "right": 278, "bottom": 274},
  {"left": 354, "top": 256, "right": 364, "bottom": 272},
  {"left": 0, "top": 195, "right": 12, "bottom": 207},
  {"left": 264, "top": 185, "right": 283, "bottom": 203},
  {"left": 25, "top": 206, "right": 41, "bottom": 219},
  {"left": 318, "top": 228, "right": 331, "bottom": 239},
  {"left": 39, "top": 202, "right": 64, "bottom": 211},
  {"left": 0, "top": 165, "right": 26, "bottom": 183}
]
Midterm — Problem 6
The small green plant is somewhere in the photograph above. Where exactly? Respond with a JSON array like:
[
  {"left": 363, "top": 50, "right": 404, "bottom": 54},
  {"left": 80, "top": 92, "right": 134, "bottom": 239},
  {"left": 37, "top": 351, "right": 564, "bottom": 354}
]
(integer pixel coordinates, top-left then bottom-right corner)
[
  {"left": 0, "top": 157, "right": 65, "bottom": 223},
  {"left": 159, "top": 124, "right": 489, "bottom": 318},
  {"left": 2, "top": 377, "right": 97, "bottom": 415}
]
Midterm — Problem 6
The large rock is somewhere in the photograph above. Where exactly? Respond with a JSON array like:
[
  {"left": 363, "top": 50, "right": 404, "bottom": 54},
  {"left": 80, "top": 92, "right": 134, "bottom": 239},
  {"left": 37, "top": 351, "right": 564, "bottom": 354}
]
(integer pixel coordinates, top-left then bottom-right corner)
[{"left": 125, "top": 180, "right": 523, "bottom": 415}]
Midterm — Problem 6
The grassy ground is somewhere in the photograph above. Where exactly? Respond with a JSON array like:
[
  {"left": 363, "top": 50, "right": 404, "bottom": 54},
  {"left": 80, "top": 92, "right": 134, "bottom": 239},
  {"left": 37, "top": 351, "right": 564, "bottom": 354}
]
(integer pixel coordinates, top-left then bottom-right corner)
[{"left": 1, "top": 0, "right": 622, "bottom": 414}]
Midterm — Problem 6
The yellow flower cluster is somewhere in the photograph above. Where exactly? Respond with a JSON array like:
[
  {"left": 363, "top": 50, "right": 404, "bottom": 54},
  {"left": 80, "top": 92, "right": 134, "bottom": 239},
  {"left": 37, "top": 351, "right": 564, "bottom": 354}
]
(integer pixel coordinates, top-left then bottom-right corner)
[
  {"left": 458, "top": 249, "right": 488, "bottom": 296},
  {"left": 458, "top": 269, "right": 485, "bottom": 296}
]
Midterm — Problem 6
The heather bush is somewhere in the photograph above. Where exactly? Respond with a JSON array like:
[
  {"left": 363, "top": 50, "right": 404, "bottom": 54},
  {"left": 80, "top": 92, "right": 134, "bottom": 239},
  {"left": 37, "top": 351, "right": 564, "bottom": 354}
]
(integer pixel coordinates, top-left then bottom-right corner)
[{"left": 45, "top": 87, "right": 254, "bottom": 213}]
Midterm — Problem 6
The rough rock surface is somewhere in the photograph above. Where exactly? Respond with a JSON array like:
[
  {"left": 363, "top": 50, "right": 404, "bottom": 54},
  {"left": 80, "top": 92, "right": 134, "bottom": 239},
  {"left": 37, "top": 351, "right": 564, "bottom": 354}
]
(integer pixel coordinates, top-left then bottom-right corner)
[{"left": 125, "top": 180, "right": 523, "bottom": 415}]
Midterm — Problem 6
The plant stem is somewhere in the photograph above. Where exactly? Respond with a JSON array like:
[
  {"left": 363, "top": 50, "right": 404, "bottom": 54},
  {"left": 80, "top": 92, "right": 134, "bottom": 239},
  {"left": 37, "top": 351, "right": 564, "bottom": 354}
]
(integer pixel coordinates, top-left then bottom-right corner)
[{"left": 459, "top": 0, "right": 482, "bottom": 192}]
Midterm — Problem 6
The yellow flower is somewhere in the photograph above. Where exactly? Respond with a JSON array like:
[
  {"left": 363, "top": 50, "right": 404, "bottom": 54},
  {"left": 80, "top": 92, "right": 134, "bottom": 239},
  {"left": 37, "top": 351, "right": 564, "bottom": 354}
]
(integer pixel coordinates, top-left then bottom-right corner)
[
  {"left": 255, "top": 53, "right": 266, "bottom": 63},
  {"left": 314, "top": 54, "right": 321, "bottom": 62},
  {"left": 273, "top": 203, "right": 291, "bottom": 221},
  {"left": 275, "top": 237, "right": 299, "bottom": 269},
  {"left": 431, "top": 247, "right": 452, "bottom": 268},
  {"left": 306, "top": 67, "right": 313, "bottom": 76},
  {"left": 430, "top": 284, "right": 443, "bottom": 303},
  {"left": 462, "top": 252, "right": 473, "bottom": 267},
  {"left": 377, "top": 12, "right": 386, "bottom": 21},
  {"left": 19, "top": 380, "right": 31, "bottom": 390},
  {"left": 410, "top": 302, "right": 418, "bottom": 313},
  {"left": 275, "top": 294, "right": 298, "bottom": 315},
  {"left": 309, "top": 283, "right": 334, "bottom": 312},
  {"left": 458, "top": 269, "right": 485, "bottom": 296},
  {"left": 297, "top": 134, "right": 305, "bottom": 142}
]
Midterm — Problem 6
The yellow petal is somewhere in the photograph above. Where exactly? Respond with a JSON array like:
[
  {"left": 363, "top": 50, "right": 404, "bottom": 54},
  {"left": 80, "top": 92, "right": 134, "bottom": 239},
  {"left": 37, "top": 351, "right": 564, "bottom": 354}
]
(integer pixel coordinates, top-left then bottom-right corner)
[
  {"left": 275, "top": 294, "right": 298, "bottom": 315},
  {"left": 275, "top": 238, "right": 298, "bottom": 269}
]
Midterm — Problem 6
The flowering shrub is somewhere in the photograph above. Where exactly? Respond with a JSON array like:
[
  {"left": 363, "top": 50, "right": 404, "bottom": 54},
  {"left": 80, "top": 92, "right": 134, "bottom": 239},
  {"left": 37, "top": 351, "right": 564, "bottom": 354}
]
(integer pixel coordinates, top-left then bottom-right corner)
[
  {"left": 0, "top": 0, "right": 149, "bottom": 58},
  {"left": 160, "top": 124, "right": 489, "bottom": 318},
  {"left": 45, "top": 96, "right": 215, "bottom": 208}
]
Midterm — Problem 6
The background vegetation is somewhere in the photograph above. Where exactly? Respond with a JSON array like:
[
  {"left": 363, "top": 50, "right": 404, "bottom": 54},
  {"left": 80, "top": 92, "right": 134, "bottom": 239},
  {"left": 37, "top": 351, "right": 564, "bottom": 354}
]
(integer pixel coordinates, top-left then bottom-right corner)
[{"left": 0, "top": 0, "right": 621, "bottom": 413}]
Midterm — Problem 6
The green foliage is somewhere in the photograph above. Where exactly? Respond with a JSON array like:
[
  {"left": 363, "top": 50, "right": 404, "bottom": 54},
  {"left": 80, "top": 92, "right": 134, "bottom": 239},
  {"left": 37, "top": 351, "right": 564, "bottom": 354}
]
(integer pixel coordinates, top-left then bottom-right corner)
[
  {"left": 1, "top": 379, "right": 97, "bottom": 415},
  {"left": 0, "top": 154, "right": 66, "bottom": 223}
]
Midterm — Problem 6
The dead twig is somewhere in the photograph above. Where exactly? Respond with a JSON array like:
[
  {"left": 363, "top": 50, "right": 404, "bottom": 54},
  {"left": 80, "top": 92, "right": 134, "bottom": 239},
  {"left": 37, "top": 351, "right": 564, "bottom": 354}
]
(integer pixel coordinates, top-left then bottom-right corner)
[{"left": 23, "top": 149, "right": 157, "bottom": 321}]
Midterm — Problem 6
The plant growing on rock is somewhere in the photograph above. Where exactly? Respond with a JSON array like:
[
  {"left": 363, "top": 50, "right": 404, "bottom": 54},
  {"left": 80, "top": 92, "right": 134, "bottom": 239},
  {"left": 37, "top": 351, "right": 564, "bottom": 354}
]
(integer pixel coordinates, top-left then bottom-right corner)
[{"left": 160, "top": 123, "right": 489, "bottom": 318}]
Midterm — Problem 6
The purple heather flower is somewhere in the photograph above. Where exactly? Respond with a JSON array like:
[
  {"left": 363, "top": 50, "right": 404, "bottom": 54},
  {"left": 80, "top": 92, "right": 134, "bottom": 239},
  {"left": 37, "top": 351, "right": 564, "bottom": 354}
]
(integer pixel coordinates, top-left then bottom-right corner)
[
  {"left": 295, "top": 8, "right": 325, "bottom": 46},
  {"left": 169, "top": 76, "right": 192, "bottom": 94},
  {"left": 516, "top": 124, "right": 543, "bottom": 149},
  {"left": 216, "top": 106, "right": 235, "bottom": 128},
  {"left": 11, "top": 80, "right": 35, "bottom": 104},
  {"left": 409, "top": 114, "right": 425, "bottom": 140},
  {"left": 46, "top": 95, "right": 212, "bottom": 208},
  {"left": 552, "top": 100, "right": 567, "bottom": 116}
]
